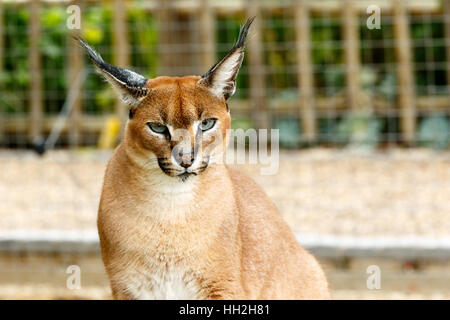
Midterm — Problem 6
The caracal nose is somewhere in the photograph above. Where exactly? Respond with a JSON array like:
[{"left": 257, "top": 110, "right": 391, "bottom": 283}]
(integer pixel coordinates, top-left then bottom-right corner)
[{"left": 177, "top": 152, "right": 195, "bottom": 168}]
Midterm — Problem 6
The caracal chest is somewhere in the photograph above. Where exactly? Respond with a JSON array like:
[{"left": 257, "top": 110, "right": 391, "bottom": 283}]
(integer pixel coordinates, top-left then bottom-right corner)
[
  {"left": 123, "top": 264, "right": 202, "bottom": 300},
  {"left": 109, "top": 176, "right": 214, "bottom": 299},
  {"left": 115, "top": 206, "right": 206, "bottom": 299}
]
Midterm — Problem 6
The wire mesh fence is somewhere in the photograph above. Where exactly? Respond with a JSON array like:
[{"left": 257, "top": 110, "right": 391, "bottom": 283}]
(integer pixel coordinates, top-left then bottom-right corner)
[{"left": 0, "top": 0, "right": 449, "bottom": 149}]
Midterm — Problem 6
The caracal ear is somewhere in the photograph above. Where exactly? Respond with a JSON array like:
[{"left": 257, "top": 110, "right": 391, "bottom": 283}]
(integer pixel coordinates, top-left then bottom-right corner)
[
  {"left": 75, "top": 37, "right": 150, "bottom": 108},
  {"left": 198, "top": 17, "right": 254, "bottom": 100}
]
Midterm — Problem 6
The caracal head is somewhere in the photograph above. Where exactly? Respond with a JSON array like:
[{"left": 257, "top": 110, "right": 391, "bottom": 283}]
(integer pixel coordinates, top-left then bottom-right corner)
[{"left": 77, "top": 17, "right": 254, "bottom": 181}]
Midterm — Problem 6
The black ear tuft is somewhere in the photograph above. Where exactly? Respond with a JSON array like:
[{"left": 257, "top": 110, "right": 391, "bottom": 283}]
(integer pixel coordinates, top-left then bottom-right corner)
[
  {"left": 74, "top": 37, "right": 150, "bottom": 107},
  {"left": 234, "top": 16, "right": 255, "bottom": 50}
]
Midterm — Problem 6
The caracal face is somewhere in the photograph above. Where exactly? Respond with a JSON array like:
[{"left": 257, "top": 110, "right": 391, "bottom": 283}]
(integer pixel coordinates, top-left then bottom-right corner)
[{"left": 126, "top": 76, "right": 231, "bottom": 181}]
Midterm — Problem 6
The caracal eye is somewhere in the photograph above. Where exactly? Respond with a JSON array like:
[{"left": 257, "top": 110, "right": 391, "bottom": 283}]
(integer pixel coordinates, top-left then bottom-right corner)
[
  {"left": 199, "top": 118, "right": 217, "bottom": 132},
  {"left": 147, "top": 122, "right": 168, "bottom": 134}
]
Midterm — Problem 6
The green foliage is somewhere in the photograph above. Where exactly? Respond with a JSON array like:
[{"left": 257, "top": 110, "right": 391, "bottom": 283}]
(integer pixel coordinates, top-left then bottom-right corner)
[
  {"left": 311, "top": 16, "right": 344, "bottom": 94},
  {"left": 311, "top": 17, "right": 342, "bottom": 65},
  {"left": 41, "top": 6, "right": 70, "bottom": 113},
  {"left": 272, "top": 117, "right": 300, "bottom": 148},
  {"left": 418, "top": 114, "right": 449, "bottom": 149},
  {"left": 82, "top": 7, "right": 108, "bottom": 45},
  {"left": 263, "top": 16, "right": 296, "bottom": 98},
  {"left": 1, "top": 6, "right": 30, "bottom": 114},
  {"left": 322, "top": 66, "right": 345, "bottom": 94},
  {"left": 318, "top": 117, "right": 337, "bottom": 143},
  {"left": 231, "top": 118, "right": 253, "bottom": 131},
  {"left": 128, "top": 8, "right": 158, "bottom": 78},
  {"left": 376, "top": 73, "right": 397, "bottom": 101},
  {"left": 335, "top": 110, "right": 382, "bottom": 149},
  {"left": 0, "top": 5, "right": 159, "bottom": 115},
  {"left": 411, "top": 20, "right": 447, "bottom": 94}
]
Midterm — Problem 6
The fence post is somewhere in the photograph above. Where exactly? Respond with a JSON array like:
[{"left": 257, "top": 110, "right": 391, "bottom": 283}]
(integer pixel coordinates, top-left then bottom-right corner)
[
  {"left": 157, "top": 0, "right": 173, "bottom": 76},
  {"left": 342, "top": 0, "right": 361, "bottom": 111},
  {"left": 29, "top": 0, "right": 43, "bottom": 144},
  {"left": 393, "top": 0, "right": 416, "bottom": 144},
  {"left": 113, "top": 0, "right": 130, "bottom": 126},
  {"left": 174, "top": 14, "right": 197, "bottom": 75},
  {"left": 295, "top": 0, "right": 316, "bottom": 144},
  {"left": 198, "top": 0, "right": 216, "bottom": 73},
  {"left": 68, "top": 0, "right": 84, "bottom": 147},
  {"left": 246, "top": 0, "right": 269, "bottom": 130}
]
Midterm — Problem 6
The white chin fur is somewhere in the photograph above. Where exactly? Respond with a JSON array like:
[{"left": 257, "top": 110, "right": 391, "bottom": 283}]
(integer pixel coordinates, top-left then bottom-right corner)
[{"left": 127, "top": 149, "right": 197, "bottom": 191}]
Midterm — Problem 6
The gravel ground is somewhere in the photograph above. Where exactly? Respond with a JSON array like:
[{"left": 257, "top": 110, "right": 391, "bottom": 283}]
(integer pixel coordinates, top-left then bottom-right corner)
[
  {"left": 1, "top": 285, "right": 449, "bottom": 300},
  {"left": 0, "top": 148, "right": 449, "bottom": 237}
]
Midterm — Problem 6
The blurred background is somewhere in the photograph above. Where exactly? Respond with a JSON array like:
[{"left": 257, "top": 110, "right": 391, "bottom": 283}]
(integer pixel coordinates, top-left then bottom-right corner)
[{"left": 0, "top": 0, "right": 449, "bottom": 299}]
